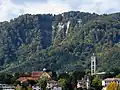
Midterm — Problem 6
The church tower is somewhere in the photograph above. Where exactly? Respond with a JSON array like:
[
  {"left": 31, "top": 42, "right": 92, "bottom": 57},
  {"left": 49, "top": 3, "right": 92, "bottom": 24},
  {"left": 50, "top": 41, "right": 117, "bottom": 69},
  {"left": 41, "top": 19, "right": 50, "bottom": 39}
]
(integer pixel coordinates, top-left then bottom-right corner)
[{"left": 91, "top": 53, "right": 96, "bottom": 75}]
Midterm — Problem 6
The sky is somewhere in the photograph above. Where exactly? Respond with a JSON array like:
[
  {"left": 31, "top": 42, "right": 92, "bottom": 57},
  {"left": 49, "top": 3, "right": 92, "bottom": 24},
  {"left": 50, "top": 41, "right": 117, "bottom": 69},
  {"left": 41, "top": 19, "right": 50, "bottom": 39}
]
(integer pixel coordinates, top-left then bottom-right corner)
[{"left": 0, "top": 0, "right": 120, "bottom": 22}]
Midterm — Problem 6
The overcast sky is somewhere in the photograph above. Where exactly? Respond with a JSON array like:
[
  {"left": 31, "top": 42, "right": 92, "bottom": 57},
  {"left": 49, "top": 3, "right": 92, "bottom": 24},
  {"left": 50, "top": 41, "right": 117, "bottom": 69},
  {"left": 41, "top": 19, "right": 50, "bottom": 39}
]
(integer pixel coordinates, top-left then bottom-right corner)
[{"left": 0, "top": 0, "right": 120, "bottom": 22}]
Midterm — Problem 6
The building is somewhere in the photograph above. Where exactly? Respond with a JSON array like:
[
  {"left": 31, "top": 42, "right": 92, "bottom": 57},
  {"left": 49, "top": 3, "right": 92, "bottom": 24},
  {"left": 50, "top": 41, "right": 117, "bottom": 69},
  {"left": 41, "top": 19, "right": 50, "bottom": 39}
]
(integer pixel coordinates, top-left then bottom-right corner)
[
  {"left": 102, "top": 78, "right": 120, "bottom": 90},
  {"left": 91, "top": 53, "right": 96, "bottom": 75},
  {"left": 77, "top": 75, "right": 90, "bottom": 89},
  {"left": 77, "top": 80, "right": 86, "bottom": 89},
  {"left": 17, "top": 71, "right": 52, "bottom": 83},
  {"left": 51, "top": 86, "right": 62, "bottom": 90},
  {"left": 47, "top": 80, "right": 58, "bottom": 89},
  {"left": 102, "top": 78, "right": 120, "bottom": 86},
  {"left": 47, "top": 80, "right": 62, "bottom": 90},
  {"left": 32, "top": 71, "right": 51, "bottom": 79},
  {"left": 32, "top": 85, "right": 41, "bottom": 90},
  {"left": 0, "top": 84, "right": 15, "bottom": 90}
]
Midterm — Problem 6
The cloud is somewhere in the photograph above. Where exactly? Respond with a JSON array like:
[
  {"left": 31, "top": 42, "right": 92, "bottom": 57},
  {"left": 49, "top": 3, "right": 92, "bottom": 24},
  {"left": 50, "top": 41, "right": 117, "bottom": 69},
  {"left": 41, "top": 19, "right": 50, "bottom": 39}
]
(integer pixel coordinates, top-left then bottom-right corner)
[
  {"left": 77, "top": 0, "right": 120, "bottom": 14},
  {"left": 0, "top": 0, "right": 24, "bottom": 22},
  {"left": 0, "top": 0, "right": 70, "bottom": 22},
  {"left": 60, "top": 0, "right": 120, "bottom": 14},
  {"left": 0, "top": 0, "right": 120, "bottom": 22},
  {"left": 12, "top": 0, "right": 48, "bottom": 5},
  {"left": 23, "top": 0, "right": 70, "bottom": 14}
]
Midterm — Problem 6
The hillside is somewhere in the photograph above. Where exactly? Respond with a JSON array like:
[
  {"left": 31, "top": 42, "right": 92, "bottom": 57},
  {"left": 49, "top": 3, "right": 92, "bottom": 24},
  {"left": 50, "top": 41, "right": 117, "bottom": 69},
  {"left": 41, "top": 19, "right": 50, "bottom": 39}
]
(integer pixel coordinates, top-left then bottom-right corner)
[{"left": 0, "top": 11, "right": 120, "bottom": 73}]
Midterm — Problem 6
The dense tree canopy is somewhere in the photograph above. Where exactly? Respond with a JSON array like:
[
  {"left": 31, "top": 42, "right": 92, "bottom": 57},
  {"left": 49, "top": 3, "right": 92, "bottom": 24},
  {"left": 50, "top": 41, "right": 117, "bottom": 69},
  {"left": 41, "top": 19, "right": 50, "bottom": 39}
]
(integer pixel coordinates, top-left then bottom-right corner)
[{"left": 0, "top": 11, "right": 119, "bottom": 73}]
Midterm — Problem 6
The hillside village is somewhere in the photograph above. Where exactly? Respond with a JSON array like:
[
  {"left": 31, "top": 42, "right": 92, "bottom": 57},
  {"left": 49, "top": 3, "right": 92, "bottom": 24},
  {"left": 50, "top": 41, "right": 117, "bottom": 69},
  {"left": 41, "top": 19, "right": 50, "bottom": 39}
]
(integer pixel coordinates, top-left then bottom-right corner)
[
  {"left": 1, "top": 68, "right": 120, "bottom": 90},
  {"left": 0, "top": 0, "right": 120, "bottom": 90},
  {"left": 0, "top": 54, "right": 120, "bottom": 90}
]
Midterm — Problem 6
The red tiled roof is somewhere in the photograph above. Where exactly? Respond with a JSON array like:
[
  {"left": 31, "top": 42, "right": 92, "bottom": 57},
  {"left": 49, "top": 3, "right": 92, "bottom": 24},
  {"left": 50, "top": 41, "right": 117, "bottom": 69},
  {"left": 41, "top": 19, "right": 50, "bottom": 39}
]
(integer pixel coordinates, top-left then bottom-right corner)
[
  {"left": 17, "top": 77, "right": 40, "bottom": 82},
  {"left": 17, "top": 77, "right": 29, "bottom": 82},
  {"left": 31, "top": 72, "right": 43, "bottom": 78},
  {"left": 17, "top": 71, "right": 51, "bottom": 83}
]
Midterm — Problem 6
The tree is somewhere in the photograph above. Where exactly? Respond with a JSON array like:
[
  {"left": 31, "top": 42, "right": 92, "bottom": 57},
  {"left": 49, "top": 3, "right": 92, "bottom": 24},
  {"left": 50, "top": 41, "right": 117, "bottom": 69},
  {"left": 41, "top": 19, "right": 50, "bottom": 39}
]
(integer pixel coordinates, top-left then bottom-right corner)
[
  {"left": 38, "top": 77, "right": 48, "bottom": 90},
  {"left": 92, "top": 76, "right": 102, "bottom": 90},
  {"left": 71, "top": 71, "right": 85, "bottom": 88},
  {"left": 58, "top": 73, "right": 70, "bottom": 81},
  {"left": 116, "top": 74, "right": 120, "bottom": 78},
  {"left": 11, "top": 73, "right": 20, "bottom": 84},
  {"left": 0, "top": 73, "right": 14, "bottom": 84},
  {"left": 27, "top": 80, "right": 36, "bottom": 86},
  {"left": 118, "top": 85, "right": 120, "bottom": 90},
  {"left": 58, "top": 73, "right": 73, "bottom": 90},
  {"left": 52, "top": 71, "right": 57, "bottom": 80},
  {"left": 58, "top": 78, "right": 67, "bottom": 90},
  {"left": 106, "top": 82, "right": 118, "bottom": 90}
]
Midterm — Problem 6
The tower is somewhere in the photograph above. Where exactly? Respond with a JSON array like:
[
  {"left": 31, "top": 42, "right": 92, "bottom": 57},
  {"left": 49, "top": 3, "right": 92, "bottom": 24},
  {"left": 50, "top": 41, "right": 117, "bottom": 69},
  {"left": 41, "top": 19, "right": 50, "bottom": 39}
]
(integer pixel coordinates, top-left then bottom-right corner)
[
  {"left": 86, "top": 76, "right": 90, "bottom": 89},
  {"left": 91, "top": 53, "right": 96, "bottom": 75}
]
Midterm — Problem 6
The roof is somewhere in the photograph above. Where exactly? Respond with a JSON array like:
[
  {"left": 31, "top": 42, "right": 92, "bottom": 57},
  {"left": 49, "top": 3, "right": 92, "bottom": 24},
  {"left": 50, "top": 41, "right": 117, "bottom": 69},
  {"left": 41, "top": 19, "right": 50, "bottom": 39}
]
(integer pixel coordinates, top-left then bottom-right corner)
[
  {"left": 31, "top": 71, "right": 43, "bottom": 78},
  {"left": 96, "top": 72, "right": 106, "bottom": 75},
  {"left": 104, "top": 78, "right": 120, "bottom": 81},
  {"left": 17, "top": 71, "right": 52, "bottom": 83},
  {"left": 17, "top": 77, "right": 40, "bottom": 82}
]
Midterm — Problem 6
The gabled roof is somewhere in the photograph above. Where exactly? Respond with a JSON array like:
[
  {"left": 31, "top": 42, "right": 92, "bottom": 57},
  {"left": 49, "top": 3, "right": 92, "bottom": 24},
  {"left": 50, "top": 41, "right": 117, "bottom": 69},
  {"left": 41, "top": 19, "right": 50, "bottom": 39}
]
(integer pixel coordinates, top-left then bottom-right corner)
[
  {"left": 31, "top": 71, "right": 44, "bottom": 77},
  {"left": 17, "top": 71, "right": 52, "bottom": 83}
]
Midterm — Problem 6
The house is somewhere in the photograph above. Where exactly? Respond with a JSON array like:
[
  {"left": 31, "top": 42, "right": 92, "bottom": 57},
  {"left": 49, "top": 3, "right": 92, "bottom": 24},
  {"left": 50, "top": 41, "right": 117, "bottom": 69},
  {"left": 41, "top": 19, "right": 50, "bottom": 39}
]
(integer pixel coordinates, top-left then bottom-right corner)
[
  {"left": 31, "top": 71, "right": 51, "bottom": 79},
  {"left": 46, "top": 80, "right": 62, "bottom": 90},
  {"left": 32, "top": 85, "right": 41, "bottom": 90},
  {"left": 17, "top": 71, "right": 52, "bottom": 83},
  {"left": 47, "top": 80, "right": 58, "bottom": 89},
  {"left": 51, "top": 86, "right": 62, "bottom": 90},
  {"left": 77, "top": 75, "right": 90, "bottom": 89},
  {"left": 102, "top": 78, "right": 120, "bottom": 86},
  {"left": 77, "top": 80, "right": 86, "bottom": 89},
  {"left": 102, "top": 78, "right": 120, "bottom": 90},
  {"left": 0, "top": 84, "right": 15, "bottom": 90}
]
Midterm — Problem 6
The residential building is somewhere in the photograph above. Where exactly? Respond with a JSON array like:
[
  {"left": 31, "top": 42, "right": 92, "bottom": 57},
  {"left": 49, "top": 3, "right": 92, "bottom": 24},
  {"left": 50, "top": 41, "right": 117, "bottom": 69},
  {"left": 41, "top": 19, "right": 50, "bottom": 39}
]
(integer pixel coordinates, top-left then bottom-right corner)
[
  {"left": 51, "top": 86, "right": 62, "bottom": 90},
  {"left": 102, "top": 78, "right": 120, "bottom": 86},
  {"left": 46, "top": 80, "right": 62, "bottom": 90},
  {"left": 47, "top": 80, "right": 58, "bottom": 89},
  {"left": 32, "top": 85, "right": 41, "bottom": 90},
  {"left": 0, "top": 84, "right": 15, "bottom": 90},
  {"left": 102, "top": 78, "right": 120, "bottom": 90},
  {"left": 17, "top": 71, "right": 52, "bottom": 83},
  {"left": 77, "top": 75, "right": 90, "bottom": 89}
]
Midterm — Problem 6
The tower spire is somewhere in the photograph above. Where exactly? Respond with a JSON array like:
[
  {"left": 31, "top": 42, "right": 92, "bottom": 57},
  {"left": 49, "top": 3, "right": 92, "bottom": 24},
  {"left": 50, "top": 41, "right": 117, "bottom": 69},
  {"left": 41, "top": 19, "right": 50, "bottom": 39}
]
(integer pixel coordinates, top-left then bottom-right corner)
[{"left": 91, "top": 53, "right": 96, "bottom": 75}]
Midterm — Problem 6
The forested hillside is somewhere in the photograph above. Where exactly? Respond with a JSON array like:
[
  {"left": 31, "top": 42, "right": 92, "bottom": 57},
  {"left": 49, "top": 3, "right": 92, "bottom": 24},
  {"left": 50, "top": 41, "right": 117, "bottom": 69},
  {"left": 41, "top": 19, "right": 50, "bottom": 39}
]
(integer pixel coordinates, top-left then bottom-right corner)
[{"left": 0, "top": 11, "right": 119, "bottom": 73}]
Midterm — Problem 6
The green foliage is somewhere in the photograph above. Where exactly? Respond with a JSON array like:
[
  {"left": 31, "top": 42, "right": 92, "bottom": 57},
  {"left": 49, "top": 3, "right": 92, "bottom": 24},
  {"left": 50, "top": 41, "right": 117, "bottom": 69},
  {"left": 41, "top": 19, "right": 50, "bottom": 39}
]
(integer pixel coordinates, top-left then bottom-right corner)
[
  {"left": 0, "top": 73, "right": 14, "bottom": 84},
  {"left": 116, "top": 74, "right": 120, "bottom": 78},
  {"left": 118, "top": 85, "right": 120, "bottom": 90},
  {"left": 58, "top": 73, "right": 70, "bottom": 80},
  {"left": 38, "top": 76, "right": 48, "bottom": 89},
  {"left": 92, "top": 76, "right": 102, "bottom": 90},
  {"left": 0, "top": 11, "right": 119, "bottom": 73},
  {"left": 58, "top": 78, "right": 67, "bottom": 90},
  {"left": 71, "top": 71, "right": 85, "bottom": 88},
  {"left": 58, "top": 73, "right": 73, "bottom": 90},
  {"left": 92, "top": 76, "right": 102, "bottom": 86}
]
